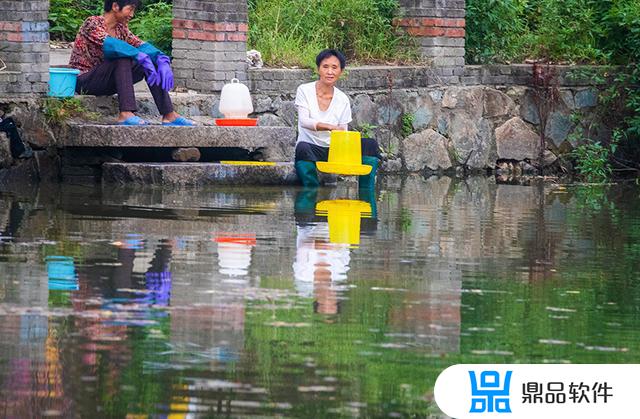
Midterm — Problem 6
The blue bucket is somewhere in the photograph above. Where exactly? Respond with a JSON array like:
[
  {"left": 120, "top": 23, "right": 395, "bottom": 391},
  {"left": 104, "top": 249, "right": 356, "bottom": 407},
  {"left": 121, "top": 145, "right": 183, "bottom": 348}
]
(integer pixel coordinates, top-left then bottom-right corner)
[{"left": 48, "top": 67, "right": 80, "bottom": 98}]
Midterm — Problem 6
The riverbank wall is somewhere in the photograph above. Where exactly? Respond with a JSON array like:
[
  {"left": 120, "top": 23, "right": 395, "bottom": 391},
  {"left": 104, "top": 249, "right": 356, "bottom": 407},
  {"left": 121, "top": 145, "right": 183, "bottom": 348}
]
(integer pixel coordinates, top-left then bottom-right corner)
[{"left": 0, "top": 63, "right": 607, "bottom": 185}]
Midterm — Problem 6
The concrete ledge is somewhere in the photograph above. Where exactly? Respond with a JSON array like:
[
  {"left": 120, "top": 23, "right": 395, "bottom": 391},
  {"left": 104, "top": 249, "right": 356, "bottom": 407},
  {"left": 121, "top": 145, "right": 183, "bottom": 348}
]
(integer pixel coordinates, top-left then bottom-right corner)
[
  {"left": 74, "top": 93, "right": 219, "bottom": 118},
  {"left": 249, "top": 66, "right": 441, "bottom": 92},
  {"left": 103, "top": 162, "right": 300, "bottom": 186},
  {"left": 64, "top": 124, "right": 296, "bottom": 162}
]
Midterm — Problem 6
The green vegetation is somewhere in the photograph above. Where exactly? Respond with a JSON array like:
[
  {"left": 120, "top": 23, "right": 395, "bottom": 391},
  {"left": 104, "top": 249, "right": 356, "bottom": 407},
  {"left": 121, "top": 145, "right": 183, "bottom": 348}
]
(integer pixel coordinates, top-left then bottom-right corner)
[
  {"left": 507, "top": 1, "right": 640, "bottom": 181},
  {"left": 43, "top": 97, "right": 98, "bottom": 124},
  {"left": 465, "top": 0, "right": 528, "bottom": 64},
  {"left": 399, "top": 207, "right": 412, "bottom": 232},
  {"left": 129, "top": 2, "right": 173, "bottom": 55},
  {"left": 49, "top": 0, "right": 101, "bottom": 41},
  {"left": 572, "top": 140, "right": 615, "bottom": 182},
  {"left": 567, "top": 64, "right": 640, "bottom": 181},
  {"left": 358, "top": 122, "right": 377, "bottom": 139},
  {"left": 401, "top": 113, "right": 414, "bottom": 137},
  {"left": 609, "top": 67, "right": 640, "bottom": 170},
  {"left": 466, "top": 0, "right": 640, "bottom": 65},
  {"left": 248, "top": 0, "right": 413, "bottom": 68}
]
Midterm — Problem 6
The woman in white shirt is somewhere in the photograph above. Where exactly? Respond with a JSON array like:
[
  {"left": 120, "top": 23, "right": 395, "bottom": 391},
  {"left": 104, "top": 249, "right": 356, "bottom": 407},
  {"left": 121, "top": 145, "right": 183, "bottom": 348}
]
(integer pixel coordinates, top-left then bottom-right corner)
[{"left": 294, "top": 49, "right": 380, "bottom": 188}]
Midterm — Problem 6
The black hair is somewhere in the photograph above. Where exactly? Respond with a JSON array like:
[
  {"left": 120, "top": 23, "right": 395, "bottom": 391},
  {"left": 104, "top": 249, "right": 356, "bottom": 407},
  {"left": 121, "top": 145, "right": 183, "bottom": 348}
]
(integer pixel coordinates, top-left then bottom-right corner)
[
  {"left": 104, "top": 0, "right": 141, "bottom": 12},
  {"left": 315, "top": 49, "right": 347, "bottom": 70}
]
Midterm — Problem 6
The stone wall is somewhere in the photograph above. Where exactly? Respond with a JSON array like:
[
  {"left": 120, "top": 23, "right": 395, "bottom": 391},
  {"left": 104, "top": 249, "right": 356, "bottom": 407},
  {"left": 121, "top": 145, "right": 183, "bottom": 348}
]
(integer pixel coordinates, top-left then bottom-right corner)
[
  {"left": 172, "top": 0, "right": 248, "bottom": 92},
  {"left": 0, "top": 0, "right": 50, "bottom": 95},
  {"left": 248, "top": 64, "right": 605, "bottom": 93},
  {"left": 249, "top": 84, "right": 599, "bottom": 174},
  {"left": 248, "top": 66, "right": 442, "bottom": 94},
  {"left": 243, "top": 64, "right": 605, "bottom": 175},
  {"left": 0, "top": 64, "right": 606, "bottom": 181}
]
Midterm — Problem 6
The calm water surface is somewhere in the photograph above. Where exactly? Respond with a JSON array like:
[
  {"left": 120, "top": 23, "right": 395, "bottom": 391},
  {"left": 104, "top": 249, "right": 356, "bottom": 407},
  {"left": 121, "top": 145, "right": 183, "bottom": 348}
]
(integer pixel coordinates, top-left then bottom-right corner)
[{"left": 1, "top": 177, "right": 639, "bottom": 417}]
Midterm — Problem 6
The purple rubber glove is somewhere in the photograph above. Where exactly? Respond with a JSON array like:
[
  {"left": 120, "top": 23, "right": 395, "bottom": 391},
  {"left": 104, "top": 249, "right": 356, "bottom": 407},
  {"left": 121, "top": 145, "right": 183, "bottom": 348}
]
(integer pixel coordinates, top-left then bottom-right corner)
[
  {"left": 136, "top": 52, "right": 160, "bottom": 87},
  {"left": 156, "top": 55, "right": 174, "bottom": 92}
]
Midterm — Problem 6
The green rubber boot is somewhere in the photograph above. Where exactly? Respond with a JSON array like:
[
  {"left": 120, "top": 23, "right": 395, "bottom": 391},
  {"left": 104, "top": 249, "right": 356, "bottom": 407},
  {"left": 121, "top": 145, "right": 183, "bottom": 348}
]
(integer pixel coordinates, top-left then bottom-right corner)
[
  {"left": 294, "top": 187, "right": 320, "bottom": 224},
  {"left": 359, "top": 156, "right": 379, "bottom": 190},
  {"left": 295, "top": 160, "right": 320, "bottom": 187},
  {"left": 358, "top": 184, "right": 378, "bottom": 219},
  {"left": 294, "top": 188, "right": 318, "bottom": 215}
]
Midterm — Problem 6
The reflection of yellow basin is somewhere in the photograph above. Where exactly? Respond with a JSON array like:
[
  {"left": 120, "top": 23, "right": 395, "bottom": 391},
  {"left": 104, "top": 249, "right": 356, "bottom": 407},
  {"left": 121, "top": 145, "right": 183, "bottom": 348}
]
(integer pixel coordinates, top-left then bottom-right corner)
[
  {"left": 316, "top": 199, "right": 372, "bottom": 245},
  {"left": 316, "top": 131, "right": 372, "bottom": 176},
  {"left": 220, "top": 161, "right": 276, "bottom": 166}
]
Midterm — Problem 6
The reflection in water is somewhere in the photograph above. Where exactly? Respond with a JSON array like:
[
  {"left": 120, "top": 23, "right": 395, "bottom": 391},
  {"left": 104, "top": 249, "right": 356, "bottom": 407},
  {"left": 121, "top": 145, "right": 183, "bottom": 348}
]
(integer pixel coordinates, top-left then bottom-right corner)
[
  {"left": 293, "top": 188, "right": 377, "bottom": 314},
  {"left": 46, "top": 256, "right": 78, "bottom": 292},
  {"left": 294, "top": 221, "right": 350, "bottom": 315},
  {"left": 0, "top": 200, "right": 28, "bottom": 242},
  {"left": 0, "top": 179, "right": 639, "bottom": 416},
  {"left": 523, "top": 182, "right": 559, "bottom": 281},
  {"left": 294, "top": 191, "right": 351, "bottom": 315},
  {"left": 315, "top": 199, "right": 372, "bottom": 246},
  {"left": 214, "top": 234, "right": 256, "bottom": 279}
]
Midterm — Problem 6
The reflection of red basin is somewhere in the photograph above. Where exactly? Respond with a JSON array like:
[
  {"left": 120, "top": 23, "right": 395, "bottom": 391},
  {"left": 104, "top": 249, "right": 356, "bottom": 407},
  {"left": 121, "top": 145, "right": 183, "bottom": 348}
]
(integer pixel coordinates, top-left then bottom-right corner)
[
  {"left": 213, "top": 235, "right": 257, "bottom": 246},
  {"left": 214, "top": 118, "right": 258, "bottom": 126}
]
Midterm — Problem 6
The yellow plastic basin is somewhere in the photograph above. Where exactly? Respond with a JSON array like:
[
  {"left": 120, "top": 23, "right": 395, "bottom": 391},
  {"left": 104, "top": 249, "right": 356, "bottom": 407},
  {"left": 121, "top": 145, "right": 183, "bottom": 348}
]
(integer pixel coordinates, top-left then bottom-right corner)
[
  {"left": 316, "top": 161, "right": 371, "bottom": 176},
  {"left": 316, "top": 131, "right": 372, "bottom": 175}
]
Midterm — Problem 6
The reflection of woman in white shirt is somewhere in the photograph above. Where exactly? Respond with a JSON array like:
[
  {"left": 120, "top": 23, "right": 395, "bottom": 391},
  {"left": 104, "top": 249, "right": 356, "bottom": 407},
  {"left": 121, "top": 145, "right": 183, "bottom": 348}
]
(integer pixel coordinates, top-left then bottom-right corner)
[
  {"left": 293, "top": 223, "right": 350, "bottom": 315},
  {"left": 294, "top": 49, "right": 380, "bottom": 188}
]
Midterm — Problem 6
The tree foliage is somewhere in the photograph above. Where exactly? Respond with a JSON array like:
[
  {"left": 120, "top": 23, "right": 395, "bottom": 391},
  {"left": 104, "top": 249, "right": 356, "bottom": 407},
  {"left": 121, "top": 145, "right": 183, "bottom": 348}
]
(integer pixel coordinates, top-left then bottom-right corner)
[{"left": 466, "top": 0, "right": 640, "bottom": 65}]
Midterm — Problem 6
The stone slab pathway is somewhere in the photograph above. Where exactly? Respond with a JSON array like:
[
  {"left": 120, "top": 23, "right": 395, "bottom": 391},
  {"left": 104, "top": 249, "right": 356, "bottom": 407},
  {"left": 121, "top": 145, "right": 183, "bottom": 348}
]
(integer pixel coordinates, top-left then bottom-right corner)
[{"left": 103, "top": 162, "right": 299, "bottom": 186}]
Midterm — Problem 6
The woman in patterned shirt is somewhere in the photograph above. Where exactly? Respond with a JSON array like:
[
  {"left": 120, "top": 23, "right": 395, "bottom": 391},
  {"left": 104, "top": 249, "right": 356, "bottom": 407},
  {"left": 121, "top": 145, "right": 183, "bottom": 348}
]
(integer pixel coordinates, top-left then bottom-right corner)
[{"left": 69, "top": 0, "right": 194, "bottom": 126}]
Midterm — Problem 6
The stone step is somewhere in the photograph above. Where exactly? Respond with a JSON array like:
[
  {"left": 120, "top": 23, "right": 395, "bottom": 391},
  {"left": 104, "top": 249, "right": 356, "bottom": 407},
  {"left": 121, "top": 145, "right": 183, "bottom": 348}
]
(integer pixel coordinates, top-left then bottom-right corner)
[
  {"left": 76, "top": 93, "right": 220, "bottom": 119},
  {"left": 74, "top": 93, "right": 294, "bottom": 129},
  {"left": 103, "top": 162, "right": 301, "bottom": 186},
  {"left": 64, "top": 123, "right": 296, "bottom": 162}
]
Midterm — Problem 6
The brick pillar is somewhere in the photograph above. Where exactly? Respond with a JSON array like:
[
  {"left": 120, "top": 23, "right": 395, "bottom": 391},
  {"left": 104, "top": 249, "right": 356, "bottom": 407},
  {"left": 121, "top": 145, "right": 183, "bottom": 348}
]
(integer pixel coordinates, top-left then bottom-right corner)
[
  {"left": 394, "top": 0, "right": 465, "bottom": 82},
  {"left": 0, "top": 0, "right": 50, "bottom": 95},
  {"left": 172, "top": 0, "right": 248, "bottom": 93}
]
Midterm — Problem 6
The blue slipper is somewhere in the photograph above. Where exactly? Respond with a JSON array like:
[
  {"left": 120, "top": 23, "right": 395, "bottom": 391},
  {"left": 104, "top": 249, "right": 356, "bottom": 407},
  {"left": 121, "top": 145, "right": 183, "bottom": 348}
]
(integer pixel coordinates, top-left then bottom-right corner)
[
  {"left": 118, "top": 115, "right": 149, "bottom": 126},
  {"left": 162, "top": 116, "right": 196, "bottom": 127}
]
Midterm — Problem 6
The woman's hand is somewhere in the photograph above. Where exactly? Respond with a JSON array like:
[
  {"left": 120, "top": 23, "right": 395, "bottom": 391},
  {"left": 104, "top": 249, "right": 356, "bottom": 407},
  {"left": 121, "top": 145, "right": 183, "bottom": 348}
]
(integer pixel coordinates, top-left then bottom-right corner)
[{"left": 315, "top": 122, "right": 343, "bottom": 131}]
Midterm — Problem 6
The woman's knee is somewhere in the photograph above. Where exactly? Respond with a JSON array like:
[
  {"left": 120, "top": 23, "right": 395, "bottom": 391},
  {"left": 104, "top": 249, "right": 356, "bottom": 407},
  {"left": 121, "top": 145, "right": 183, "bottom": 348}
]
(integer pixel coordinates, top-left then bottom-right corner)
[
  {"left": 361, "top": 137, "right": 381, "bottom": 158},
  {"left": 295, "top": 142, "right": 313, "bottom": 161},
  {"left": 114, "top": 58, "right": 145, "bottom": 83},
  {"left": 113, "top": 57, "right": 134, "bottom": 67}
]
